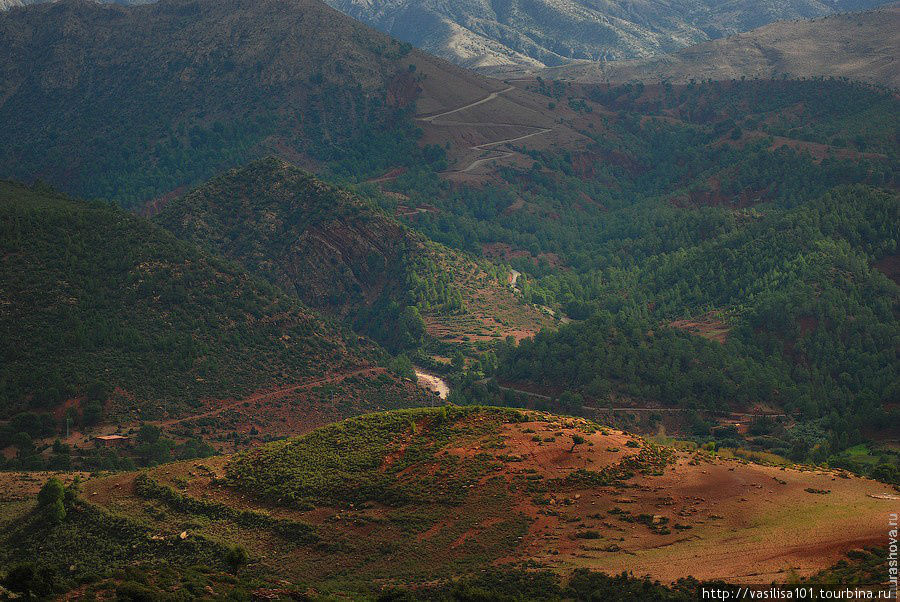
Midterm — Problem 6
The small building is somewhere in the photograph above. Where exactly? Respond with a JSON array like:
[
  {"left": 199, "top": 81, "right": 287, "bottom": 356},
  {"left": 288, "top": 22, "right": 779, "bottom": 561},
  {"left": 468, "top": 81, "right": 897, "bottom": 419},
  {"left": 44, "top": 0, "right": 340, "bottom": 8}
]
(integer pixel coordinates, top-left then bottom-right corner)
[{"left": 93, "top": 434, "right": 131, "bottom": 448}]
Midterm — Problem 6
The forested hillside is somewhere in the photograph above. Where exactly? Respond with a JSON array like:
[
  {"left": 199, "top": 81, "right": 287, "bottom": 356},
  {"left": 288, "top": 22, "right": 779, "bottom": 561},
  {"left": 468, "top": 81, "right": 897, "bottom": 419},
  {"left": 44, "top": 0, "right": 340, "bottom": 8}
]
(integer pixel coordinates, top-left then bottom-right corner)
[
  {"left": 361, "top": 78, "right": 899, "bottom": 468},
  {"left": 0, "top": 0, "right": 898, "bottom": 595},
  {"left": 496, "top": 186, "right": 898, "bottom": 450},
  {"left": 387, "top": 79, "right": 896, "bottom": 262},
  {"left": 0, "top": 180, "right": 393, "bottom": 421},
  {"left": 0, "top": 0, "right": 468, "bottom": 207},
  {"left": 156, "top": 158, "right": 552, "bottom": 354}
]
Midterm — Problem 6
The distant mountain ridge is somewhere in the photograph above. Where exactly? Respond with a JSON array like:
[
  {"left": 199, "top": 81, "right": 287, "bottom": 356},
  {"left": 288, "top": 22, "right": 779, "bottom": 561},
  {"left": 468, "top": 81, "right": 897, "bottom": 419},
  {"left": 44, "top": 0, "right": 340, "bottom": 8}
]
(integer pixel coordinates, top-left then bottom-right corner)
[
  {"left": 0, "top": 0, "right": 149, "bottom": 8},
  {"left": 321, "top": 0, "right": 896, "bottom": 69},
  {"left": 522, "top": 5, "right": 900, "bottom": 87},
  {"left": 3, "top": 0, "right": 895, "bottom": 74}
]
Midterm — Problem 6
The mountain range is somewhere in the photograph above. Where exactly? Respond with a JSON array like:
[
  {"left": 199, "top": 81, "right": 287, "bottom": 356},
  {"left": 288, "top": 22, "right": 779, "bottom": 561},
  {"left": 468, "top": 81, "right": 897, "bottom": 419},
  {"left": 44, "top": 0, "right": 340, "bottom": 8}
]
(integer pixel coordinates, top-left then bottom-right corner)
[
  {"left": 321, "top": 0, "right": 897, "bottom": 68},
  {"left": 0, "top": 0, "right": 897, "bottom": 597},
  {"left": 521, "top": 4, "right": 900, "bottom": 87},
  {"left": 4, "top": 0, "right": 895, "bottom": 73}
]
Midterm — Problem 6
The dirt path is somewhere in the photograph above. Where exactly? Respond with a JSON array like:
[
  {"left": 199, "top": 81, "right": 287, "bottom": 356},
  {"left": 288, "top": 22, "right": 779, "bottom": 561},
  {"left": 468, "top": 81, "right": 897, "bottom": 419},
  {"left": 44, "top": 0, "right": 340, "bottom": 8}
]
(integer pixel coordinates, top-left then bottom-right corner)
[
  {"left": 154, "top": 368, "right": 380, "bottom": 428},
  {"left": 460, "top": 128, "right": 552, "bottom": 173},
  {"left": 495, "top": 383, "right": 552, "bottom": 400},
  {"left": 490, "top": 382, "right": 787, "bottom": 418},
  {"left": 509, "top": 269, "right": 521, "bottom": 290},
  {"left": 416, "top": 86, "right": 516, "bottom": 123},
  {"left": 415, "top": 86, "right": 553, "bottom": 173},
  {"left": 585, "top": 406, "right": 787, "bottom": 418}
]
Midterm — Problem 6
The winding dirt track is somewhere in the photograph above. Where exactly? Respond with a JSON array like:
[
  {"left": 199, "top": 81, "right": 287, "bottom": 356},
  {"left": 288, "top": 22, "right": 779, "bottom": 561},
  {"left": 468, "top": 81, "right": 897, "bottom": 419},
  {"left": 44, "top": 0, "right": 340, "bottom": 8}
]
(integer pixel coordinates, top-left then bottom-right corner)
[
  {"left": 153, "top": 368, "right": 380, "bottom": 427},
  {"left": 416, "top": 86, "right": 517, "bottom": 122},
  {"left": 416, "top": 86, "right": 553, "bottom": 172}
]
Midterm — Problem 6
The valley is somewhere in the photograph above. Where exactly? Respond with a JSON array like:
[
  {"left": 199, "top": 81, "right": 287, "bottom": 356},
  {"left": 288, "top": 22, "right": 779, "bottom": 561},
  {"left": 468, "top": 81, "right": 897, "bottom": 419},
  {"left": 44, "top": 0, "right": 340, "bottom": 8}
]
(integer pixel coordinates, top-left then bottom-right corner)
[{"left": 0, "top": 0, "right": 897, "bottom": 598}]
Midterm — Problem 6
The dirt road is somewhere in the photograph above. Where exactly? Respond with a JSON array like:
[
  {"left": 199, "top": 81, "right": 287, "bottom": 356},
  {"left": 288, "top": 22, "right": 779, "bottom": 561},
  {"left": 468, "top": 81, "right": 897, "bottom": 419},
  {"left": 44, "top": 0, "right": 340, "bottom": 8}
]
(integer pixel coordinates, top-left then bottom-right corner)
[
  {"left": 416, "top": 86, "right": 553, "bottom": 173},
  {"left": 415, "top": 369, "right": 450, "bottom": 400},
  {"left": 154, "top": 368, "right": 380, "bottom": 428},
  {"left": 416, "top": 86, "right": 516, "bottom": 123}
]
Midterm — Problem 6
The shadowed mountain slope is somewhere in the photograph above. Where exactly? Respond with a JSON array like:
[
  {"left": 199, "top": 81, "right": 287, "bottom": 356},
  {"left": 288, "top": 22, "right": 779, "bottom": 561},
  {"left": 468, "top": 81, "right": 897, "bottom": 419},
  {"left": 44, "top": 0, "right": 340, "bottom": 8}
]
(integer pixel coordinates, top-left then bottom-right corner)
[
  {"left": 0, "top": 0, "right": 515, "bottom": 207},
  {"left": 0, "top": 179, "right": 425, "bottom": 423},
  {"left": 155, "top": 158, "right": 554, "bottom": 351}
]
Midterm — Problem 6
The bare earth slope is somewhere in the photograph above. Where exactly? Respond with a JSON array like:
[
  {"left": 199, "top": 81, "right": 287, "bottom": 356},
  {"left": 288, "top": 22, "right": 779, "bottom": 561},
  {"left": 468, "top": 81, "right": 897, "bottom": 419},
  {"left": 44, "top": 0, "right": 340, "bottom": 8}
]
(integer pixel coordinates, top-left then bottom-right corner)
[
  {"left": 12, "top": 408, "right": 891, "bottom": 595},
  {"left": 529, "top": 6, "right": 900, "bottom": 87}
]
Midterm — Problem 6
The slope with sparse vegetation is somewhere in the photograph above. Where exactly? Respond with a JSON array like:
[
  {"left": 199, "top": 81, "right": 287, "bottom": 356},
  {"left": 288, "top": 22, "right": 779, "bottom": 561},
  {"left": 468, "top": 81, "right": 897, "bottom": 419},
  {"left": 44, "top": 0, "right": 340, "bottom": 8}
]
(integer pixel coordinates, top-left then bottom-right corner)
[{"left": 0, "top": 407, "right": 894, "bottom": 598}]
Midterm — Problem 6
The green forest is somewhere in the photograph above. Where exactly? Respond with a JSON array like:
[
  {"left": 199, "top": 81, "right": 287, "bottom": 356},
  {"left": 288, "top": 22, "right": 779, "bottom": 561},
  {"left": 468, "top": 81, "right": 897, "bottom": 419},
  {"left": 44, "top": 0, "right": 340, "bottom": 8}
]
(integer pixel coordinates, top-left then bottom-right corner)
[
  {"left": 0, "top": 181, "right": 379, "bottom": 421},
  {"left": 354, "top": 79, "right": 898, "bottom": 472},
  {"left": 154, "top": 158, "right": 470, "bottom": 354},
  {"left": 2, "top": 0, "right": 899, "bottom": 596},
  {"left": 2, "top": 71, "right": 898, "bottom": 478}
]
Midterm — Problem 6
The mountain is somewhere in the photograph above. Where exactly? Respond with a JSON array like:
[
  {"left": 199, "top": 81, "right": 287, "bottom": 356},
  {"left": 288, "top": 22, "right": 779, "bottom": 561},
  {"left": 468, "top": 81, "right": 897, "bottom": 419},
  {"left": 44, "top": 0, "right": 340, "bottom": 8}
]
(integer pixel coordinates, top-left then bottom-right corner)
[
  {"left": 155, "top": 158, "right": 554, "bottom": 352},
  {"left": 322, "top": 0, "right": 896, "bottom": 69},
  {"left": 528, "top": 5, "right": 900, "bottom": 87},
  {"left": 0, "top": 0, "right": 150, "bottom": 9},
  {"left": 0, "top": 180, "right": 426, "bottom": 433},
  {"left": 0, "top": 407, "right": 892, "bottom": 597},
  {"left": 0, "top": 0, "right": 515, "bottom": 208}
]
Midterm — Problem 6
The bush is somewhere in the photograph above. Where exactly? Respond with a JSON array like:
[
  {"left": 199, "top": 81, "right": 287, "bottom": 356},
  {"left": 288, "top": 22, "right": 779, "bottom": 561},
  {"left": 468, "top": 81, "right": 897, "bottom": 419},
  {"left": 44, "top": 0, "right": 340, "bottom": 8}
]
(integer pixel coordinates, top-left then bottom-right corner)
[
  {"left": 37, "top": 477, "right": 66, "bottom": 524},
  {"left": 2, "top": 563, "right": 59, "bottom": 598},
  {"left": 224, "top": 546, "right": 248, "bottom": 574}
]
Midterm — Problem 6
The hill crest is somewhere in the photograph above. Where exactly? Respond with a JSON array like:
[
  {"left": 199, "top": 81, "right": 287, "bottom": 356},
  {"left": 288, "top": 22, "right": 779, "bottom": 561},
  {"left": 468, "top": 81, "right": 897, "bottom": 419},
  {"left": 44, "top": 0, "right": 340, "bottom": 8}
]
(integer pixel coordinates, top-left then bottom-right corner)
[{"left": 23, "top": 406, "right": 895, "bottom": 593}]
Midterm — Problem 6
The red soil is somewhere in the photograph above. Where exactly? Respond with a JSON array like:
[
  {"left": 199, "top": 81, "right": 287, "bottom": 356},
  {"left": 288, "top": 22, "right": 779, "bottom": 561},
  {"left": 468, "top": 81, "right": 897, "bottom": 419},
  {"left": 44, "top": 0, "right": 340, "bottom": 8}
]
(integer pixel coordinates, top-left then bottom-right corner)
[
  {"left": 670, "top": 313, "right": 731, "bottom": 343},
  {"left": 75, "top": 413, "right": 895, "bottom": 587}
]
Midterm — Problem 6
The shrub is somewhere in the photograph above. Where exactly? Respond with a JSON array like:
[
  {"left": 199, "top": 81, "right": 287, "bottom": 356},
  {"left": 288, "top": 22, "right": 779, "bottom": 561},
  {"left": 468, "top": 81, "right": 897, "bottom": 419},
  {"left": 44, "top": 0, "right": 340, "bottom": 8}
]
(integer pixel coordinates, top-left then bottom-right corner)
[
  {"left": 224, "top": 546, "right": 248, "bottom": 574},
  {"left": 37, "top": 477, "right": 66, "bottom": 524}
]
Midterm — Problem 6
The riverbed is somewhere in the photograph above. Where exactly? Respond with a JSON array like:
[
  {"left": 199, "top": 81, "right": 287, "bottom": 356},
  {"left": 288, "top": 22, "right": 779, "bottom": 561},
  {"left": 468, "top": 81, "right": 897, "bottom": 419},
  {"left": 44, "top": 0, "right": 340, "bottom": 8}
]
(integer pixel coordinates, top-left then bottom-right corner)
[{"left": 414, "top": 369, "right": 450, "bottom": 399}]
